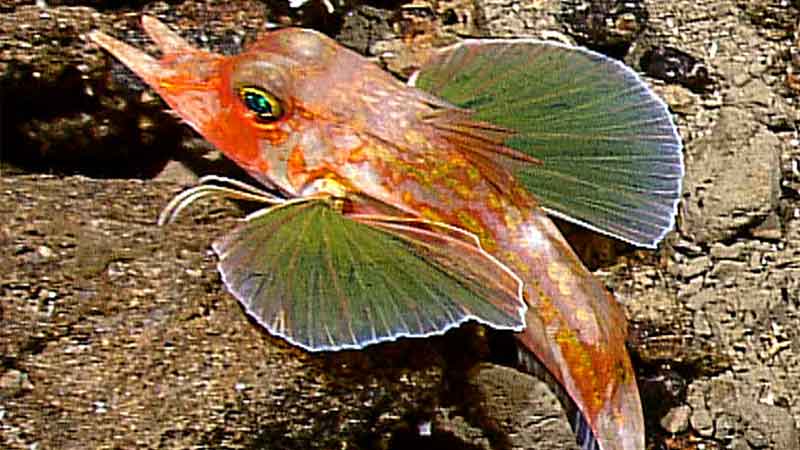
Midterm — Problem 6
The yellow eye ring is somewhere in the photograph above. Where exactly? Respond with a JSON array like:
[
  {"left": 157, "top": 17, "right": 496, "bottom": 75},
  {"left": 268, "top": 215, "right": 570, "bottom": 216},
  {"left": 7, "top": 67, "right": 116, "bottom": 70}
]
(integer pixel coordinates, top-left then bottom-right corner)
[{"left": 238, "top": 86, "right": 283, "bottom": 122}]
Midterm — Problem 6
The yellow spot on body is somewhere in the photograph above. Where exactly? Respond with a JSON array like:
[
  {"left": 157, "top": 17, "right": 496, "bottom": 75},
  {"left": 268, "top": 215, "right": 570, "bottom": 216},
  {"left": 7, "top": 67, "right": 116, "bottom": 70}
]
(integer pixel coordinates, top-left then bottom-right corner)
[
  {"left": 575, "top": 308, "right": 591, "bottom": 326},
  {"left": 350, "top": 111, "right": 369, "bottom": 131},
  {"left": 456, "top": 211, "right": 497, "bottom": 251},
  {"left": 487, "top": 192, "right": 504, "bottom": 211},
  {"left": 457, "top": 211, "right": 484, "bottom": 236},
  {"left": 617, "top": 359, "right": 630, "bottom": 383},
  {"left": 504, "top": 207, "right": 524, "bottom": 231},
  {"left": 395, "top": 162, "right": 428, "bottom": 184},
  {"left": 287, "top": 145, "right": 306, "bottom": 176},
  {"left": 307, "top": 177, "right": 349, "bottom": 198},
  {"left": 513, "top": 185, "right": 530, "bottom": 200},
  {"left": 256, "top": 126, "right": 289, "bottom": 145},
  {"left": 347, "top": 147, "right": 367, "bottom": 163},
  {"left": 429, "top": 166, "right": 445, "bottom": 180},
  {"left": 555, "top": 327, "right": 593, "bottom": 378},
  {"left": 554, "top": 325, "right": 608, "bottom": 415},
  {"left": 329, "top": 197, "right": 345, "bottom": 213},
  {"left": 419, "top": 207, "right": 444, "bottom": 223},
  {"left": 454, "top": 183, "right": 473, "bottom": 200},
  {"left": 467, "top": 166, "right": 481, "bottom": 181},
  {"left": 534, "top": 289, "right": 559, "bottom": 325},
  {"left": 404, "top": 130, "right": 427, "bottom": 147},
  {"left": 502, "top": 250, "right": 530, "bottom": 280},
  {"left": 546, "top": 261, "right": 573, "bottom": 298},
  {"left": 402, "top": 191, "right": 414, "bottom": 205}
]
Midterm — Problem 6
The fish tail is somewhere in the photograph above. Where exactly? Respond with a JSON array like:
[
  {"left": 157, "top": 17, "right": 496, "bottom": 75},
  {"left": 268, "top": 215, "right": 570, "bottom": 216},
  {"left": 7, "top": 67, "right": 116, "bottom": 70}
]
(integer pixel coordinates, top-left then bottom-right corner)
[
  {"left": 492, "top": 208, "right": 644, "bottom": 450},
  {"left": 515, "top": 344, "right": 601, "bottom": 450}
]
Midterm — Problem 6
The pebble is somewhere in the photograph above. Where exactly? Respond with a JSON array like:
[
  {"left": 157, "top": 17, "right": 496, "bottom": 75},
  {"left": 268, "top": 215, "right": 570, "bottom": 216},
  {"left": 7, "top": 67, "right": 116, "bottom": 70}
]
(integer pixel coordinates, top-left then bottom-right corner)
[
  {"left": 693, "top": 313, "right": 713, "bottom": 336},
  {"left": 709, "top": 260, "right": 747, "bottom": 280},
  {"left": 0, "top": 369, "right": 33, "bottom": 397},
  {"left": 660, "top": 404, "right": 692, "bottom": 434},
  {"left": 690, "top": 406, "right": 715, "bottom": 437},
  {"left": 710, "top": 242, "right": 745, "bottom": 260},
  {"left": 36, "top": 245, "right": 54, "bottom": 260},
  {"left": 680, "top": 256, "right": 712, "bottom": 279}
]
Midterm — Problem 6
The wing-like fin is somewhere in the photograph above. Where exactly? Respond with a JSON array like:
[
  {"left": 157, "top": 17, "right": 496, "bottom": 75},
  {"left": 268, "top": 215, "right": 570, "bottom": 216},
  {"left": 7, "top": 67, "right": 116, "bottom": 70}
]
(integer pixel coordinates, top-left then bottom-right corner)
[
  {"left": 413, "top": 40, "right": 683, "bottom": 248},
  {"left": 212, "top": 199, "right": 526, "bottom": 351}
]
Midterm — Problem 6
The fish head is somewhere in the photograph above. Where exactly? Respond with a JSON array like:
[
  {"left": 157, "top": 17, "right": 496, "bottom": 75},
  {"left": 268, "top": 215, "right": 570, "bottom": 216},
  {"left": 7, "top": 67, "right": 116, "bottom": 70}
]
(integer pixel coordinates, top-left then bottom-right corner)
[{"left": 90, "top": 16, "right": 409, "bottom": 194}]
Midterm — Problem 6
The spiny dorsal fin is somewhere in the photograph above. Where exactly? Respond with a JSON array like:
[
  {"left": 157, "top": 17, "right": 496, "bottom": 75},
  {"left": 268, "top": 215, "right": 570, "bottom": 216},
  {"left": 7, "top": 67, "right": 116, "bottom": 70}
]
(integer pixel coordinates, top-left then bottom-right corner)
[{"left": 412, "top": 39, "right": 683, "bottom": 248}]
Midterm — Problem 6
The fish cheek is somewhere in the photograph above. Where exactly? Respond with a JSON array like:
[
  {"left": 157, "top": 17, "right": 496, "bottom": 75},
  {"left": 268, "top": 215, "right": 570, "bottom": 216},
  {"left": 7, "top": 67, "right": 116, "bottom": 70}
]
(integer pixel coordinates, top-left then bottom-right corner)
[
  {"left": 257, "top": 131, "right": 298, "bottom": 195},
  {"left": 206, "top": 104, "right": 267, "bottom": 175}
]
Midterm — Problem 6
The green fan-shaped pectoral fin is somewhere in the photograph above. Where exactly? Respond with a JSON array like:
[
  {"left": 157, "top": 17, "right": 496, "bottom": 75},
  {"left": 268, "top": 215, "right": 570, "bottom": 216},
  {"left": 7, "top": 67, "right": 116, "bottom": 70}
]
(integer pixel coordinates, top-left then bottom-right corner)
[
  {"left": 412, "top": 40, "right": 684, "bottom": 248},
  {"left": 211, "top": 199, "right": 527, "bottom": 351}
]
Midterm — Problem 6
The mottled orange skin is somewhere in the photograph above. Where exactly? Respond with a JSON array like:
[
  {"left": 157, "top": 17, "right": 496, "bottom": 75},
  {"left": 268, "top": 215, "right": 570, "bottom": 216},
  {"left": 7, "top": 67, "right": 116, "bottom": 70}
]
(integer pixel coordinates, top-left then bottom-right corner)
[{"left": 90, "top": 18, "right": 643, "bottom": 450}]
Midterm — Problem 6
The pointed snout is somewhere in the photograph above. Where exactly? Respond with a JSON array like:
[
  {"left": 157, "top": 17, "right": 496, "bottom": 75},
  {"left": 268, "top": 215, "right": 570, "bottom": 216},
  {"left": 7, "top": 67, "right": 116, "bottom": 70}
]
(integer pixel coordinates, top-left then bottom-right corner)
[
  {"left": 89, "top": 16, "right": 223, "bottom": 96},
  {"left": 89, "top": 27, "right": 171, "bottom": 89},
  {"left": 140, "top": 15, "right": 196, "bottom": 55},
  {"left": 89, "top": 17, "right": 228, "bottom": 137}
]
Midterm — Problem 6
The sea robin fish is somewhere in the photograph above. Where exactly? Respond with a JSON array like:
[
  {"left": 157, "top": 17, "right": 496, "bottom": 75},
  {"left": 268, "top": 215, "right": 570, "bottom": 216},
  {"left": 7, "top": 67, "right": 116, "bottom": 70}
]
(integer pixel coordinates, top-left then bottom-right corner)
[{"left": 90, "top": 16, "right": 683, "bottom": 450}]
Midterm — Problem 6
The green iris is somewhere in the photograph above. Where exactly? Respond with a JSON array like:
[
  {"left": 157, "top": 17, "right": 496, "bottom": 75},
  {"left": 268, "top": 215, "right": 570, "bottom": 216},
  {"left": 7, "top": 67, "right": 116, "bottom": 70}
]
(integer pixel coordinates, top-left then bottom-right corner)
[{"left": 238, "top": 86, "right": 283, "bottom": 122}]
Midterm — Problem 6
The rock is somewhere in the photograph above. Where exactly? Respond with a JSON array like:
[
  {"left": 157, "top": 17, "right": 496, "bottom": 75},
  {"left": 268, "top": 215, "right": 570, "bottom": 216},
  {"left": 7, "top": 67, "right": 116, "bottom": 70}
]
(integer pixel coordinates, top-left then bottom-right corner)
[
  {"left": 657, "top": 84, "right": 702, "bottom": 115},
  {"left": 0, "top": 176, "right": 454, "bottom": 449},
  {"left": 708, "top": 260, "right": 747, "bottom": 282},
  {"left": 680, "top": 255, "right": 712, "bottom": 279},
  {"left": 750, "top": 211, "right": 783, "bottom": 240},
  {"left": 682, "top": 108, "right": 782, "bottom": 244},
  {"left": 710, "top": 242, "right": 746, "bottom": 260},
  {"left": 0, "top": 369, "right": 33, "bottom": 399},
  {"left": 739, "top": 0, "right": 800, "bottom": 40},
  {"left": 560, "top": 0, "right": 647, "bottom": 53},
  {"left": 686, "top": 371, "right": 800, "bottom": 448},
  {"left": 466, "top": 364, "right": 578, "bottom": 449},
  {"left": 690, "top": 406, "right": 715, "bottom": 437},
  {"left": 335, "top": 4, "right": 395, "bottom": 55},
  {"left": 639, "top": 46, "right": 714, "bottom": 93},
  {"left": 478, "top": 0, "right": 561, "bottom": 38},
  {"left": 660, "top": 404, "right": 692, "bottom": 434},
  {"left": 0, "top": 2, "right": 274, "bottom": 178}
]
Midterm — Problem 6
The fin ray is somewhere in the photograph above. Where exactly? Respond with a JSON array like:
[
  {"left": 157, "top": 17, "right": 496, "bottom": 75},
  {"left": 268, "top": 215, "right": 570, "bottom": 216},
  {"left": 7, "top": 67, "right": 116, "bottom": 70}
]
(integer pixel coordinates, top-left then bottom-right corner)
[
  {"left": 413, "top": 39, "right": 683, "bottom": 247},
  {"left": 213, "top": 199, "right": 527, "bottom": 351}
]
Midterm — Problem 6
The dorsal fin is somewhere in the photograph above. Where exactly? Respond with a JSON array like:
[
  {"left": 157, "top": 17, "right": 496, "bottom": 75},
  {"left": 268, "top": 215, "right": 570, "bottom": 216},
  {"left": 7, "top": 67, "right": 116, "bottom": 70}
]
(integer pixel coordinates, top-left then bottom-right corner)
[{"left": 412, "top": 39, "right": 683, "bottom": 248}]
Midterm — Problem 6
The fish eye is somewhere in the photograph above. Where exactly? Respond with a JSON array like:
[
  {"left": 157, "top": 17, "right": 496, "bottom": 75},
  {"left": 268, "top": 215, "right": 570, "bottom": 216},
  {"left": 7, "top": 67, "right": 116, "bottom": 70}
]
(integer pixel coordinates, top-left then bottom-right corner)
[{"left": 238, "top": 86, "right": 283, "bottom": 122}]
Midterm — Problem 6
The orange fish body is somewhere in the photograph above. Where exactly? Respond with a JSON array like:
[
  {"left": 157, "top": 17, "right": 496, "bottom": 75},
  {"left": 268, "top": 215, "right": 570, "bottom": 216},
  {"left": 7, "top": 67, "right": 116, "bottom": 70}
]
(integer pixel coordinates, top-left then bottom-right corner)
[{"left": 91, "top": 17, "right": 685, "bottom": 450}]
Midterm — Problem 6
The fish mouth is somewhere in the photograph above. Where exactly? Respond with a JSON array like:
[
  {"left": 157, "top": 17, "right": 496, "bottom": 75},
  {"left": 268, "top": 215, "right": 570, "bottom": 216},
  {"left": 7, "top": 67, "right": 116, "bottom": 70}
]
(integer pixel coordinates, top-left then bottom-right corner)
[
  {"left": 90, "top": 18, "right": 165, "bottom": 87},
  {"left": 89, "top": 16, "right": 222, "bottom": 90},
  {"left": 89, "top": 16, "right": 226, "bottom": 135}
]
